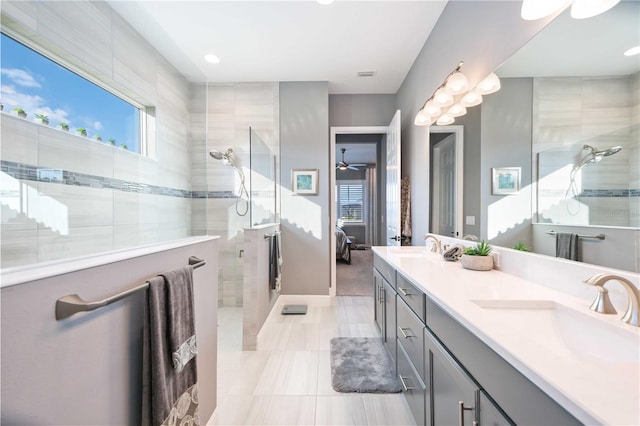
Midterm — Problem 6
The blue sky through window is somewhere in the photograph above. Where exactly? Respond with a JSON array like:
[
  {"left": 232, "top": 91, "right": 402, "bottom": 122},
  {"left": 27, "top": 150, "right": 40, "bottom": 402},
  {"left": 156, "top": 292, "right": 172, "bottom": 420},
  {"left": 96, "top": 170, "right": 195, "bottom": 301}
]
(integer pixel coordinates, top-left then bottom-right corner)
[{"left": 1, "top": 33, "right": 140, "bottom": 153}]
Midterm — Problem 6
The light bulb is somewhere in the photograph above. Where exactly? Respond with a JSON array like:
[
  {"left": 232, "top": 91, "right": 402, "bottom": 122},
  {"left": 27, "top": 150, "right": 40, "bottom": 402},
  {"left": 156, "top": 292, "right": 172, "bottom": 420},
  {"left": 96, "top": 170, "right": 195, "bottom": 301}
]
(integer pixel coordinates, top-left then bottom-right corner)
[
  {"left": 460, "top": 90, "right": 483, "bottom": 107},
  {"left": 447, "top": 103, "right": 467, "bottom": 118},
  {"left": 414, "top": 109, "right": 432, "bottom": 126},
  {"left": 521, "top": 0, "right": 571, "bottom": 20},
  {"left": 476, "top": 73, "right": 501, "bottom": 95},
  {"left": 444, "top": 71, "right": 469, "bottom": 95},
  {"left": 433, "top": 87, "right": 453, "bottom": 107},
  {"left": 436, "top": 114, "right": 454, "bottom": 126},
  {"left": 424, "top": 100, "right": 441, "bottom": 116},
  {"left": 570, "top": 0, "right": 620, "bottom": 19}
]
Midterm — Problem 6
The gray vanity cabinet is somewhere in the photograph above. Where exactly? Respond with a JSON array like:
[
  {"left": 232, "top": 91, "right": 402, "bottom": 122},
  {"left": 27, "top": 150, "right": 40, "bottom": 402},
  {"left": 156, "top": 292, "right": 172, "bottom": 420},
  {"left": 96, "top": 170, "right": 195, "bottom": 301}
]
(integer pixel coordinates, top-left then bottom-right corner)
[
  {"left": 373, "top": 253, "right": 398, "bottom": 365},
  {"left": 426, "top": 327, "right": 513, "bottom": 426}
]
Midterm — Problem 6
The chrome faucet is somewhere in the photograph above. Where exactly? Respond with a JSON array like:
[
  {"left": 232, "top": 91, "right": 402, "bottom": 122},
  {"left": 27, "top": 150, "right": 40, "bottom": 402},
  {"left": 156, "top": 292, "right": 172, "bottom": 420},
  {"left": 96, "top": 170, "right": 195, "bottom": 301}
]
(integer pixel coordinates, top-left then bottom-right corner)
[
  {"left": 583, "top": 273, "right": 640, "bottom": 327},
  {"left": 424, "top": 234, "right": 443, "bottom": 254}
]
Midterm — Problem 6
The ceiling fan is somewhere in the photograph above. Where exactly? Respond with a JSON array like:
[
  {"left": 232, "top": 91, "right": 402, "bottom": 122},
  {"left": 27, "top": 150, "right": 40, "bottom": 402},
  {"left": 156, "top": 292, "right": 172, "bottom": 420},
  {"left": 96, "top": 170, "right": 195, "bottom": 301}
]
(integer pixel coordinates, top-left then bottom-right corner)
[{"left": 336, "top": 148, "right": 367, "bottom": 171}]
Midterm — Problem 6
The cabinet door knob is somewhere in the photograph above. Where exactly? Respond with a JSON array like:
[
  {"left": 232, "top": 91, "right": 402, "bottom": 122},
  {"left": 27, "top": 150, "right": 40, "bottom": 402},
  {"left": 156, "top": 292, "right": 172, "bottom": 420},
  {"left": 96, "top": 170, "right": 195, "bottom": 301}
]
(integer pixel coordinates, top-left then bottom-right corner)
[
  {"left": 458, "top": 401, "right": 474, "bottom": 426},
  {"left": 398, "top": 287, "right": 412, "bottom": 297}
]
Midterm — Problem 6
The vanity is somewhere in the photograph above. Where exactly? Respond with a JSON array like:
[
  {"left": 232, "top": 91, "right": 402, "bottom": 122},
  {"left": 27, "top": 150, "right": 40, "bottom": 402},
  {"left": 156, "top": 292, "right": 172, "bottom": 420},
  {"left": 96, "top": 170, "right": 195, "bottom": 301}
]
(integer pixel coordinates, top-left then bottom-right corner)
[{"left": 373, "top": 246, "right": 639, "bottom": 426}]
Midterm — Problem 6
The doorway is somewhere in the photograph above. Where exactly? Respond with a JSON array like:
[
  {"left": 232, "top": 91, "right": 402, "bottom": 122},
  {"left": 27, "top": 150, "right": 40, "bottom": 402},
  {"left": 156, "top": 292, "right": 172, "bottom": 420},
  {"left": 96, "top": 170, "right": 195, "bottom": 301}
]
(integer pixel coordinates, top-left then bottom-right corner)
[
  {"left": 429, "top": 126, "right": 464, "bottom": 238},
  {"left": 330, "top": 126, "right": 386, "bottom": 297}
]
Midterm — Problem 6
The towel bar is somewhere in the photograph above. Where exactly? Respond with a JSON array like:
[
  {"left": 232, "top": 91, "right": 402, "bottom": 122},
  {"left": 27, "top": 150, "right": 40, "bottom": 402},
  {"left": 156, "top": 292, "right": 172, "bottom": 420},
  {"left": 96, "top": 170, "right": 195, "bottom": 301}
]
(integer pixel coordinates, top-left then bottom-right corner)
[
  {"left": 546, "top": 230, "right": 605, "bottom": 240},
  {"left": 55, "top": 256, "right": 206, "bottom": 320}
]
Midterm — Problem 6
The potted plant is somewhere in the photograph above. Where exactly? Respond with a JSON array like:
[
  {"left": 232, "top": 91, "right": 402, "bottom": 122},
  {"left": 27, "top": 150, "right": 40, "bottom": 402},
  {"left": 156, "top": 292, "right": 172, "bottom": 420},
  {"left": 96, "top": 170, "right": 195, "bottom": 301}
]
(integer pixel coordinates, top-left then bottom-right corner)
[
  {"left": 76, "top": 127, "right": 87, "bottom": 137},
  {"left": 461, "top": 241, "right": 494, "bottom": 271},
  {"left": 59, "top": 122, "right": 69, "bottom": 131},
  {"left": 120, "top": 144, "right": 128, "bottom": 150},
  {"left": 34, "top": 113, "right": 49, "bottom": 125},
  {"left": 94, "top": 135, "right": 102, "bottom": 142},
  {"left": 107, "top": 137, "right": 116, "bottom": 146},
  {"left": 12, "top": 107, "right": 27, "bottom": 118},
  {"left": 513, "top": 241, "right": 531, "bottom": 252}
]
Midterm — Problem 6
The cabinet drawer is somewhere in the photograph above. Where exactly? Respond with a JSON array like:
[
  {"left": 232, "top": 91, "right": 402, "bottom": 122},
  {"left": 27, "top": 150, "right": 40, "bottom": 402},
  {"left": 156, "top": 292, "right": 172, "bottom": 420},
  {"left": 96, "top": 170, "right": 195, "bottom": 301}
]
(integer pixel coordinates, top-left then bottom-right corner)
[
  {"left": 374, "top": 253, "right": 396, "bottom": 288},
  {"left": 396, "top": 298, "right": 425, "bottom": 381},
  {"left": 397, "top": 343, "right": 426, "bottom": 426},
  {"left": 396, "top": 273, "right": 425, "bottom": 322},
  {"left": 426, "top": 298, "right": 579, "bottom": 426}
]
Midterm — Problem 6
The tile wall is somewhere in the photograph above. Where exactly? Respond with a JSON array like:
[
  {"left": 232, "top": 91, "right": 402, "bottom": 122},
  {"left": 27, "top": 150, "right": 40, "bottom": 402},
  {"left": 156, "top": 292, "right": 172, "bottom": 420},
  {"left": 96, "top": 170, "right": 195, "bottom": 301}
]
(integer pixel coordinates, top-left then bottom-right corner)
[
  {"left": 0, "top": 1, "right": 197, "bottom": 268},
  {"left": 534, "top": 73, "right": 639, "bottom": 227}
]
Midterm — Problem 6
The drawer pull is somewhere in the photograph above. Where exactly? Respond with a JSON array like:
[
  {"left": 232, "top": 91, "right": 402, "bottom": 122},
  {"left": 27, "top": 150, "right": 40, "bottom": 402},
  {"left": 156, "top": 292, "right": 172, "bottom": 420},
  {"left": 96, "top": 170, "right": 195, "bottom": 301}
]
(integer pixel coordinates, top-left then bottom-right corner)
[
  {"left": 398, "top": 287, "right": 413, "bottom": 297},
  {"left": 398, "top": 375, "right": 415, "bottom": 392},
  {"left": 399, "top": 327, "right": 414, "bottom": 339},
  {"left": 458, "top": 400, "right": 474, "bottom": 426}
]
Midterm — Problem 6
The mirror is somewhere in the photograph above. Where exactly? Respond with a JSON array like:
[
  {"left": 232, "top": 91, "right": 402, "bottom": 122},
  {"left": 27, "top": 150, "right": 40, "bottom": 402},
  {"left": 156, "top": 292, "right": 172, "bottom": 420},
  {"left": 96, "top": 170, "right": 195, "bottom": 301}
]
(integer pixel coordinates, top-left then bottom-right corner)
[{"left": 448, "top": 1, "right": 639, "bottom": 272}]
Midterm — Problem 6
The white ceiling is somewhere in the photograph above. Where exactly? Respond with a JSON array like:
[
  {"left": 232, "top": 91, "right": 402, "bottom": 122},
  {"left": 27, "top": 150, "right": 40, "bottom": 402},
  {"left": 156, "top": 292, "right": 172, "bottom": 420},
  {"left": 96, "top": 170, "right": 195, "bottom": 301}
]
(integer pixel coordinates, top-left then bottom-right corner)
[
  {"left": 106, "top": 0, "right": 447, "bottom": 94},
  {"left": 336, "top": 143, "right": 377, "bottom": 165}
]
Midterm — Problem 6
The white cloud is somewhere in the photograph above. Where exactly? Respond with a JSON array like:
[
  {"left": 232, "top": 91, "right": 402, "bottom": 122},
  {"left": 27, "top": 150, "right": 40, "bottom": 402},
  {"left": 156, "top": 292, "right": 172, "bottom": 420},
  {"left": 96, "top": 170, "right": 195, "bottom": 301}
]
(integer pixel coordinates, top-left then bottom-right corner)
[
  {"left": 93, "top": 121, "right": 103, "bottom": 131},
  {"left": 1, "top": 68, "right": 41, "bottom": 88},
  {"left": 1, "top": 83, "right": 70, "bottom": 126}
]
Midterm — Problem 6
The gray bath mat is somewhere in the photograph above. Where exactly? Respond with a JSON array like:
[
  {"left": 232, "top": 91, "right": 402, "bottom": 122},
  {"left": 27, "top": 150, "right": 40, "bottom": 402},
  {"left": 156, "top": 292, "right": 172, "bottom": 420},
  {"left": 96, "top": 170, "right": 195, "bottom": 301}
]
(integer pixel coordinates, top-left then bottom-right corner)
[{"left": 330, "top": 337, "right": 401, "bottom": 393}]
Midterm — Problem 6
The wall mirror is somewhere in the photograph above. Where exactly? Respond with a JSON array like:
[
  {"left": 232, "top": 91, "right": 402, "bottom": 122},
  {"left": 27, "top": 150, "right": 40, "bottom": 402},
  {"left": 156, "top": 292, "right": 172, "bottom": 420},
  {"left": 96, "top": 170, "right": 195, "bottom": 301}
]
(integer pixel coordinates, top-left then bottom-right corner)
[{"left": 449, "top": 1, "right": 639, "bottom": 272}]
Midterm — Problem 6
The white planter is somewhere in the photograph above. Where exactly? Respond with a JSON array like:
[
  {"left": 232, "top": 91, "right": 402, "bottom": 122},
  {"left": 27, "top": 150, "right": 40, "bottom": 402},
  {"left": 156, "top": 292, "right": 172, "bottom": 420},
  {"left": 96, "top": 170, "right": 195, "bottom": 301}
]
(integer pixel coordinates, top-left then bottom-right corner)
[{"left": 461, "top": 254, "right": 494, "bottom": 271}]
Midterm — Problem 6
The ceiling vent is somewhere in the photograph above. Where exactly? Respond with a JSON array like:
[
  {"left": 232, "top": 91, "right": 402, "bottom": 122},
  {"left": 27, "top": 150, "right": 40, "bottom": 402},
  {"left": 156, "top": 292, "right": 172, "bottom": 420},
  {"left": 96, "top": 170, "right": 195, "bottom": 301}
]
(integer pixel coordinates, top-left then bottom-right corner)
[{"left": 357, "top": 70, "right": 376, "bottom": 77}]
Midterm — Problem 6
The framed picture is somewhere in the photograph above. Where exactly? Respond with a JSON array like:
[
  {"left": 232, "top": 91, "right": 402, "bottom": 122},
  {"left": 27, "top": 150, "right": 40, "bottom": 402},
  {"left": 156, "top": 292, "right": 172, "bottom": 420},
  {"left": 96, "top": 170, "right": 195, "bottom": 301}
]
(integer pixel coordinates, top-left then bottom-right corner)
[
  {"left": 292, "top": 169, "right": 319, "bottom": 195},
  {"left": 492, "top": 167, "right": 521, "bottom": 195}
]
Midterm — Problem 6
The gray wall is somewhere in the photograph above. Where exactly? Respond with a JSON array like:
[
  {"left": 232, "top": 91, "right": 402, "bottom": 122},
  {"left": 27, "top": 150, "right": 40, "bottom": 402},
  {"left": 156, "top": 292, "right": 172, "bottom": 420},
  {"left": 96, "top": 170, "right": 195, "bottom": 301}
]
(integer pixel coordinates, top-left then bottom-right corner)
[
  {"left": 329, "top": 94, "right": 396, "bottom": 127},
  {"left": 1, "top": 238, "right": 218, "bottom": 425},
  {"left": 280, "top": 82, "right": 330, "bottom": 295},
  {"left": 397, "top": 0, "right": 559, "bottom": 244}
]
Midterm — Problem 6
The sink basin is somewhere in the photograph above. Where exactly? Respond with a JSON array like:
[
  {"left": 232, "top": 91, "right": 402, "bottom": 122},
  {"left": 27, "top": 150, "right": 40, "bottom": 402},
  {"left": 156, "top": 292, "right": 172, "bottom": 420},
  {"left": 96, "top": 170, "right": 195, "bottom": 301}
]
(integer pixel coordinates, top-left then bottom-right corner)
[{"left": 471, "top": 299, "right": 640, "bottom": 363}]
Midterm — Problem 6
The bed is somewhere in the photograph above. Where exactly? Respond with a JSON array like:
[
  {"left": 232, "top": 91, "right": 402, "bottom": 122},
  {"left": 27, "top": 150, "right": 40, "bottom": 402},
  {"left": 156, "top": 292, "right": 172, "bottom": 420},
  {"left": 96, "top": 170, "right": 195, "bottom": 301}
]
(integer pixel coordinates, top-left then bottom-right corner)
[{"left": 336, "top": 226, "right": 351, "bottom": 264}]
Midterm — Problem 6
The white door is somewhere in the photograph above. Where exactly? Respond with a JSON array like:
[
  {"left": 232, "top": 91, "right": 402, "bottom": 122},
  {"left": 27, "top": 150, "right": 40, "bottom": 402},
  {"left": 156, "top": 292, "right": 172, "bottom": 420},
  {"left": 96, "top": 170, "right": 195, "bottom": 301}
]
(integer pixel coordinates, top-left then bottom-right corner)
[
  {"left": 386, "top": 110, "right": 401, "bottom": 246},
  {"left": 430, "top": 126, "right": 464, "bottom": 238},
  {"left": 432, "top": 134, "right": 456, "bottom": 237}
]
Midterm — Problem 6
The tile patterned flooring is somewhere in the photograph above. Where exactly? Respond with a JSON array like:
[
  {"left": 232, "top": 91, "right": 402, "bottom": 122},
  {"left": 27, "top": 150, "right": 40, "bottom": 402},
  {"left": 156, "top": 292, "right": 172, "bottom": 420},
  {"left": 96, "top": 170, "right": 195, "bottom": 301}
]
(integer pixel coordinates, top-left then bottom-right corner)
[{"left": 207, "top": 295, "right": 415, "bottom": 425}]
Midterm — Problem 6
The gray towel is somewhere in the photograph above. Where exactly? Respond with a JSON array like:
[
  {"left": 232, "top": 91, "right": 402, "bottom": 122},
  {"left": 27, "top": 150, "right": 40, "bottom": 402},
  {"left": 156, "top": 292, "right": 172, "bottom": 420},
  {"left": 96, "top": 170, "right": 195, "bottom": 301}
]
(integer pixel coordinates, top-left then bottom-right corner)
[
  {"left": 142, "top": 266, "right": 199, "bottom": 426},
  {"left": 555, "top": 232, "right": 580, "bottom": 261}
]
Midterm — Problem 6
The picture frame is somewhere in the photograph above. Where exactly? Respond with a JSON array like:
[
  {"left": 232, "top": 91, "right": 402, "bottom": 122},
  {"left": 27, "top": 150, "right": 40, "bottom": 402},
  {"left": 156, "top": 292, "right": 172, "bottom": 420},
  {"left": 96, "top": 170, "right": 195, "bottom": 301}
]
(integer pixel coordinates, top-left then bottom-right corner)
[
  {"left": 292, "top": 169, "right": 319, "bottom": 195},
  {"left": 492, "top": 167, "right": 521, "bottom": 195}
]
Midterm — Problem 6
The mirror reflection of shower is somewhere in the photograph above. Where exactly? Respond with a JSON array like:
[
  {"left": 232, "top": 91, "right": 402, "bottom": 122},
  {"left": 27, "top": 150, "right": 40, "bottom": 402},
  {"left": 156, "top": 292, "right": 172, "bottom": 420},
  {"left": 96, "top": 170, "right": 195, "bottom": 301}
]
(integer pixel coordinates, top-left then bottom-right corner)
[
  {"left": 565, "top": 144, "right": 622, "bottom": 214},
  {"left": 209, "top": 148, "right": 249, "bottom": 216}
]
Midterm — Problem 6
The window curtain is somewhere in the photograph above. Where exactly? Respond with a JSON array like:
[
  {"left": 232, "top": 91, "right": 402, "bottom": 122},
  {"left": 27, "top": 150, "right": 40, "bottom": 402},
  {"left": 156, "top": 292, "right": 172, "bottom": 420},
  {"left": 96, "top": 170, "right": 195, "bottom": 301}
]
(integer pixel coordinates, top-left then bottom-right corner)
[{"left": 366, "top": 166, "right": 377, "bottom": 246}]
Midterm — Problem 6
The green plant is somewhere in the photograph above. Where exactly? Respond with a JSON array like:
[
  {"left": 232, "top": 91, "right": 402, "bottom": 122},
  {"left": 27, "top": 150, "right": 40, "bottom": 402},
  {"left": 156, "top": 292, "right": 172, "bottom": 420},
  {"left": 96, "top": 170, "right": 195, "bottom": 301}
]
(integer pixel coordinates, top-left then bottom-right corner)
[
  {"left": 59, "top": 122, "right": 69, "bottom": 130},
  {"left": 463, "top": 240, "right": 492, "bottom": 256},
  {"left": 13, "top": 107, "right": 25, "bottom": 114},
  {"left": 94, "top": 135, "right": 102, "bottom": 141},
  {"left": 513, "top": 241, "right": 531, "bottom": 252},
  {"left": 34, "top": 113, "right": 49, "bottom": 124},
  {"left": 107, "top": 137, "right": 116, "bottom": 145},
  {"left": 120, "top": 144, "right": 128, "bottom": 150}
]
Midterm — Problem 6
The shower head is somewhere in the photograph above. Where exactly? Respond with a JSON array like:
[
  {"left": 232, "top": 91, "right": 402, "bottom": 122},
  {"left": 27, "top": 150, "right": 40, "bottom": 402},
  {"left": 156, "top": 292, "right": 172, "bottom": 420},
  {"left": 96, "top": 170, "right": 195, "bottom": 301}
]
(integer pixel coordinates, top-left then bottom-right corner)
[
  {"left": 577, "top": 144, "right": 622, "bottom": 168},
  {"left": 209, "top": 149, "right": 225, "bottom": 160},
  {"left": 601, "top": 146, "right": 622, "bottom": 156}
]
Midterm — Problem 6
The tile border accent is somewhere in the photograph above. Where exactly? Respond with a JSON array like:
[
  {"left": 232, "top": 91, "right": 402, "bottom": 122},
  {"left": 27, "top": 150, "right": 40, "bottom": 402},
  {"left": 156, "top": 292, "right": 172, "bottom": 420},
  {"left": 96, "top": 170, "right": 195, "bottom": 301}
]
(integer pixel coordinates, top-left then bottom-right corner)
[{"left": 1, "top": 160, "right": 235, "bottom": 199}]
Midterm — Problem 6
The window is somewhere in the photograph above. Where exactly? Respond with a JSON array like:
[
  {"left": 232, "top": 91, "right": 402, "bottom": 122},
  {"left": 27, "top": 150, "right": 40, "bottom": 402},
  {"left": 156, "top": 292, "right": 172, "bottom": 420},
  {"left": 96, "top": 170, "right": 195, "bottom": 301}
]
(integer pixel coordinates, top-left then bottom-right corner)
[
  {"left": 337, "top": 180, "right": 366, "bottom": 223},
  {"left": 1, "top": 33, "right": 142, "bottom": 153}
]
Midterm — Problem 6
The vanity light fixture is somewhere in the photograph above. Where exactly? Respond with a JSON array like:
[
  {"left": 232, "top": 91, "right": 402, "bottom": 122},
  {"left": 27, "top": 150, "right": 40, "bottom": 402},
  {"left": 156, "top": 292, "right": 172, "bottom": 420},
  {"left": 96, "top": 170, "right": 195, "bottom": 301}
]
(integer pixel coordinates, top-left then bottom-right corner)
[
  {"left": 414, "top": 61, "right": 501, "bottom": 127},
  {"left": 570, "top": 0, "right": 620, "bottom": 19},
  {"left": 521, "top": 0, "right": 620, "bottom": 21},
  {"left": 624, "top": 46, "right": 640, "bottom": 56},
  {"left": 204, "top": 53, "right": 220, "bottom": 64}
]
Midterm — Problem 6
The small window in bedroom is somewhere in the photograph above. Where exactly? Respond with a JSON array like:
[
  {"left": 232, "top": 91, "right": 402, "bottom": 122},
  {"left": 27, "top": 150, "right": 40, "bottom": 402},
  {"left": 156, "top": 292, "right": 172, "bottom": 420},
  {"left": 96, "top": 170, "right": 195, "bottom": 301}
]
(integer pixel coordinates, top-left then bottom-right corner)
[
  {"left": 337, "top": 180, "right": 366, "bottom": 223},
  {"left": 1, "top": 32, "right": 143, "bottom": 153}
]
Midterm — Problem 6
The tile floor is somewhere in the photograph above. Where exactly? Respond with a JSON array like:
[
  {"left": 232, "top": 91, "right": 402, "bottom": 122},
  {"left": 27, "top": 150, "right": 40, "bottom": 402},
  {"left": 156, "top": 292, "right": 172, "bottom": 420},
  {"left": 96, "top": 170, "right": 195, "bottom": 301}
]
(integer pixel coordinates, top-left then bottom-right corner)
[{"left": 207, "top": 295, "right": 415, "bottom": 425}]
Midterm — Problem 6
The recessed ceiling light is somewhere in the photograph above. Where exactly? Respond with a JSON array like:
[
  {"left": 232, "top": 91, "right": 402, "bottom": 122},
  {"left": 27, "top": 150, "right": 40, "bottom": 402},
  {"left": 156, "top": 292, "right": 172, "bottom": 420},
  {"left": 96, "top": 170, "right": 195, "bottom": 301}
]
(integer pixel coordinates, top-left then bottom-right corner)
[
  {"left": 624, "top": 46, "right": 640, "bottom": 56},
  {"left": 317, "top": 0, "right": 335, "bottom": 5},
  {"left": 204, "top": 54, "right": 220, "bottom": 64}
]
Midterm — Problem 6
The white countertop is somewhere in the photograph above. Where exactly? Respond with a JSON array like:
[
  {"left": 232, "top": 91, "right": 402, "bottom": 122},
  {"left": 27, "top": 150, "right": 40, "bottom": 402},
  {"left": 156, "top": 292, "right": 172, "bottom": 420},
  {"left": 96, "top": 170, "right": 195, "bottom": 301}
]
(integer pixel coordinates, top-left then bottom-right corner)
[{"left": 373, "top": 246, "right": 640, "bottom": 426}]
